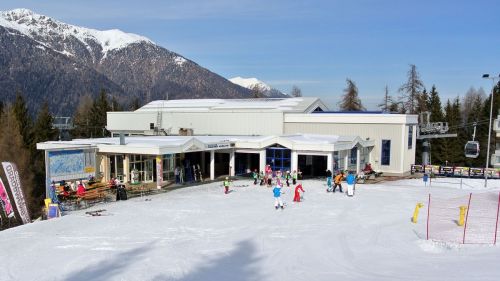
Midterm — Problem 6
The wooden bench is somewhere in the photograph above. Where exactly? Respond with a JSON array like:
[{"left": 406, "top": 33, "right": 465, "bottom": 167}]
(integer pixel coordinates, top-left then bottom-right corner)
[
  {"left": 77, "top": 186, "right": 110, "bottom": 208},
  {"left": 126, "top": 184, "right": 154, "bottom": 197}
]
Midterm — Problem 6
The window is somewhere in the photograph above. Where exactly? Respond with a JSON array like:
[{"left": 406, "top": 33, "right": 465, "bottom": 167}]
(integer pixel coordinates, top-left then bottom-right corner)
[
  {"left": 408, "top": 126, "right": 413, "bottom": 149},
  {"left": 381, "top": 140, "right": 391, "bottom": 166},
  {"left": 149, "top": 123, "right": 155, "bottom": 130}
]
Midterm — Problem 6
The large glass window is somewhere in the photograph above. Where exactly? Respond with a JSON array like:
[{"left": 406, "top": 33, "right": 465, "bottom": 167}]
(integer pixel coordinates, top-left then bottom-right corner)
[
  {"left": 266, "top": 146, "right": 291, "bottom": 172},
  {"left": 381, "top": 140, "right": 391, "bottom": 166},
  {"left": 408, "top": 126, "right": 413, "bottom": 149}
]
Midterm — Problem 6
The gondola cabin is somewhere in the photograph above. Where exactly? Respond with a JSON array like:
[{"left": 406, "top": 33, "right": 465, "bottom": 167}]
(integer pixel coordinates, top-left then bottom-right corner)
[{"left": 464, "top": 141, "right": 480, "bottom": 158}]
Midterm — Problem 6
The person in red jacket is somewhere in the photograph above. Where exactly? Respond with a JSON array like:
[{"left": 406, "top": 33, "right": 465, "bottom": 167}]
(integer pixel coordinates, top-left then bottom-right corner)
[
  {"left": 76, "top": 181, "right": 86, "bottom": 196},
  {"left": 293, "top": 184, "right": 305, "bottom": 202}
]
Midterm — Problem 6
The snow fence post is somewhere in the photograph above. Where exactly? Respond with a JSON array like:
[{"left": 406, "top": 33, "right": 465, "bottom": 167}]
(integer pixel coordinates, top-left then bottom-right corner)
[
  {"left": 426, "top": 193, "right": 431, "bottom": 240},
  {"left": 494, "top": 192, "right": 500, "bottom": 245},
  {"left": 462, "top": 193, "right": 472, "bottom": 244}
]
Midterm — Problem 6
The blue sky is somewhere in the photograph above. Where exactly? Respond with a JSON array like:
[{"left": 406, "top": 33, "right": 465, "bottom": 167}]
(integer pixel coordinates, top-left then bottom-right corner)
[{"left": 1, "top": 0, "right": 499, "bottom": 109}]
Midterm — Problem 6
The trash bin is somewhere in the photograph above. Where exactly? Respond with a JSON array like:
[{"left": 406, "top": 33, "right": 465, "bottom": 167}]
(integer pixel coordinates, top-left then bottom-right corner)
[{"left": 116, "top": 185, "right": 128, "bottom": 201}]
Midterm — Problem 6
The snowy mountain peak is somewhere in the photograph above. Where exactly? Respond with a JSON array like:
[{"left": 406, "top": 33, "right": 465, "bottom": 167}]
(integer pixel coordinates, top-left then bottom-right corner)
[
  {"left": 0, "top": 8, "right": 153, "bottom": 57},
  {"left": 229, "top": 76, "right": 272, "bottom": 92}
]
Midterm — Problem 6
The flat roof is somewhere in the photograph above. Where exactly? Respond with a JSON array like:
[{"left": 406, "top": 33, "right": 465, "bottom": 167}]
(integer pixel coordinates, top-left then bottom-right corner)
[
  {"left": 37, "top": 134, "right": 374, "bottom": 154},
  {"left": 134, "top": 97, "right": 328, "bottom": 113}
]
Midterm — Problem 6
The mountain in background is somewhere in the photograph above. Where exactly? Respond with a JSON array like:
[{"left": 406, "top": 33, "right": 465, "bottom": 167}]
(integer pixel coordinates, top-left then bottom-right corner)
[
  {"left": 0, "top": 9, "right": 252, "bottom": 115},
  {"left": 229, "top": 76, "right": 288, "bottom": 98}
]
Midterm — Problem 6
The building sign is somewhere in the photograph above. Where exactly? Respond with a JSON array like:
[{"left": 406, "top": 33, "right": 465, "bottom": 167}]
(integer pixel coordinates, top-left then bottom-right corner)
[
  {"left": 205, "top": 142, "right": 231, "bottom": 149},
  {"left": 2, "top": 162, "right": 30, "bottom": 224},
  {"left": 0, "top": 176, "right": 14, "bottom": 218}
]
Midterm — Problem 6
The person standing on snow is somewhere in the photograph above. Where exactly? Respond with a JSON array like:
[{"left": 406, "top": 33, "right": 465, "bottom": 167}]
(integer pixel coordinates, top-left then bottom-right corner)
[
  {"left": 292, "top": 170, "right": 298, "bottom": 185},
  {"left": 259, "top": 171, "right": 265, "bottom": 186},
  {"left": 346, "top": 171, "right": 356, "bottom": 196},
  {"left": 223, "top": 177, "right": 231, "bottom": 194},
  {"left": 326, "top": 169, "right": 333, "bottom": 192},
  {"left": 333, "top": 171, "right": 344, "bottom": 193},
  {"left": 285, "top": 171, "right": 291, "bottom": 187},
  {"left": 252, "top": 169, "right": 258, "bottom": 185},
  {"left": 273, "top": 184, "right": 284, "bottom": 209},
  {"left": 293, "top": 183, "right": 305, "bottom": 202}
]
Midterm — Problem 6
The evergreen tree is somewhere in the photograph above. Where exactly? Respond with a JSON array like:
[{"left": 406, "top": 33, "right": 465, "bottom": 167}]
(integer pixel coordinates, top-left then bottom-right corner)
[
  {"left": 110, "top": 96, "right": 124, "bottom": 111},
  {"left": 442, "top": 98, "right": 464, "bottom": 166},
  {"left": 90, "top": 89, "right": 111, "bottom": 137},
  {"left": 416, "top": 88, "right": 429, "bottom": 113},
  {"left": 290, "top": 85, "right": 302, "bottom": 97},
  {"left": 398, "top": 64, "right": 424, "bottom": 114},
  {"left": 251, "top": 85, "right": 265, "bottom": 98},
  {"left": 129, "top": 97, "right": 141, "bottom": 111},
  {"left": 426, "top": 85, "right": 445, "bottom": 164},
  {"left": 339, "top": 78, "right": 365, "bottom": 111},
  {"left": 31, "top": 102, "right": 58, "bottom": 210},
  {"left": 479, "top": 82, "right": 500, "bottom": 168},
  {"left": 12, "top": 92, "right": 33, "bottom": 149},
  {"left": 72, "top": 95, "right": 94, "bottom": 138},
  {"left": 0, "top": 106, "right": 36, "bottom": 222}
]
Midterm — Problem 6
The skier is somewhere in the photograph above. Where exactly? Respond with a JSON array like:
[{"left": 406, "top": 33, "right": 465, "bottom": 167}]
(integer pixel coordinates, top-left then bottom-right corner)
[
  {"left": 333, "top": 171, "right": 344, "bottom": 193},
  {"left": 174, "top": 167, "right": 180, "bottom": 184},
  {"left": 285, "top": 171, "right": 291, "bottom": 187},
  {"left": 326, "top": 169, "right": 333, "bottom": 192},
  {"left": 346, "top": 171, "right": 356, "bottom": 196},
  {"left": 292, "top": 170, "right": 298, "bottom": 185},
  {"left": 293, "top": 183, "right": 305, "bottom": 202},
  {"left": 273, "top": 183, "right": 284, "bottom": 209},
  {"left": 223, "top": 177, "right": 231, "bottom": 194},
  {"left": 259, "top": 171, "right": 265, "bottom": 186},
  {"left": 252, "top": 169, "right": 258, "bottom": 185}
]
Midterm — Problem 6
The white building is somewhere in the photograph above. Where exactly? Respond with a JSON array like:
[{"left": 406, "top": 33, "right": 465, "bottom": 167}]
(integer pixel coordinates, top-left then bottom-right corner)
[{"left": 37, "top": 97, "right": 418, "bottom": 195}]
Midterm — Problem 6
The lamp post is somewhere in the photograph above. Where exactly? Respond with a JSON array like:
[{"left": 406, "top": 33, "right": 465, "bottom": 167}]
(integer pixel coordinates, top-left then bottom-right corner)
[{"left": 483, "top": 74, "right": 500, "bottom": 187}]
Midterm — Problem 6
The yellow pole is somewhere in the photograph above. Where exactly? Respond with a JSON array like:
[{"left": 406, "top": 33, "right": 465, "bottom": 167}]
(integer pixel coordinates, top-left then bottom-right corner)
[
  {"left": 458, "top": 206, "right": 468, "bottom": 226},
  {"left": 412, "top": 203, "right": 424, "bottom": 223}
]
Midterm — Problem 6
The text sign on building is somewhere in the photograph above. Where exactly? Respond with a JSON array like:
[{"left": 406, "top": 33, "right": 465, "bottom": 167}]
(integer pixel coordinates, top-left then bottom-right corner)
[{"left": 205, "top": 142, "right": 231, "bottom": 149}]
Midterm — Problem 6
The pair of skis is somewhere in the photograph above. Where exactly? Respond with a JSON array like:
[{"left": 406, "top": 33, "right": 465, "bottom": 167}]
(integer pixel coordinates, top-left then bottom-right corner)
[{"left": 85, "top": 209, "right": 108, "bottom": 216}]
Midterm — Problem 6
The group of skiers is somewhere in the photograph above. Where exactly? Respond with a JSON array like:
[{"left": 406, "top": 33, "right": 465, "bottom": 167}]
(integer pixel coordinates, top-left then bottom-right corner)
[{"left": 223, "top": 165, "right": 358, "bottom": 210}]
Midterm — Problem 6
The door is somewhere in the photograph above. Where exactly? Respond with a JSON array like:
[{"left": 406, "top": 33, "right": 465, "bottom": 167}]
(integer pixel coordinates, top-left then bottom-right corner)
[{"left": 144, "top": 158, "right": 154, "bottom": 182}]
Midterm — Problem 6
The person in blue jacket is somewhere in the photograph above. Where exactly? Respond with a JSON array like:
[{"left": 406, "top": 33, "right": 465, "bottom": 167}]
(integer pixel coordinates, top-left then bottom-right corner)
[
  {"left": 273, "top": 184, "right": 284, "bottom": 209},
  {"left": 346, "top": 171, "right": 356, "bottom": 196}
]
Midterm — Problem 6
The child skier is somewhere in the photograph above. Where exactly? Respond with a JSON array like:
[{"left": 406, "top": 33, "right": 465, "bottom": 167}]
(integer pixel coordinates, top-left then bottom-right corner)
[
  {"left": 293, "top": 183, "right": 305, "bottom": 202},
  {"left": 346, "top": 171, "right": 356, "bottom": 196},
  {"left": 252, "top": 169, "right": 258, "bottom": 185},
  {"left": 285, "top": 171, "right": 291, "bottom": 187},
  {"left": 259, "top": 171, "right": 265, "bottom": 186},
  {"left": 333, "top": 171, "right": 344, "bottom": 193},
  {"left": 326, "top": 169, "right": 333, "bottom": 192},
  {"left": 273, "top": 183, "right": 284, "bottom": 209},
  {"left": 292, "top": 170, "right": 298, "bottom": 185},
  {"left": 223, "top": 177, "right": 231, "bottom": 194}
]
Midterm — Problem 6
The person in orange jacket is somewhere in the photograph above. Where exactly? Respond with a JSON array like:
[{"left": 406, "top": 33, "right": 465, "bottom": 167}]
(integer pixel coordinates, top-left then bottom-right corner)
[{"left": 293, "top": 183, "right": 305, "bottom": 202}]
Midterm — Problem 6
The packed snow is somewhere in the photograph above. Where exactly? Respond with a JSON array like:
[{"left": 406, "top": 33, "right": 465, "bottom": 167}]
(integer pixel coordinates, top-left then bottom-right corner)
[
  {"left": 230, "top": 76, "right": 272, "bottom": 91},
  {"left": 1, "top": 178, "right": 500, "bottom": 281},
  {"left": 0, "top": 8, "right": 153, "bottom": 56}
]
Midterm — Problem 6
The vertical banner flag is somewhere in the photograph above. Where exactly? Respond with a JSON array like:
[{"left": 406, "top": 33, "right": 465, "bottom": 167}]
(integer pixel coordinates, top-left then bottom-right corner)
[
  {"left": 0, "top": 176, "right": 14, "bottom": 218},
  {"left": 156, "top": 156, "right": 163, "bottom": 189},
  {"left": 2, "top": 162, "right": 31, "bottom": 224}
]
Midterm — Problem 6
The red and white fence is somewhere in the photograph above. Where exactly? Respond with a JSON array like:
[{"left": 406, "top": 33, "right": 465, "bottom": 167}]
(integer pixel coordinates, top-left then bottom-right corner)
[{"left": 426, "top": 192, "right": 500, "bottom": 244}]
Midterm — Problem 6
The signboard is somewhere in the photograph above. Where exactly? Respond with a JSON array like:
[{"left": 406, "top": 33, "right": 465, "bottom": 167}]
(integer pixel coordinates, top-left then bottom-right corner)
[
  {"left": 205, "top": 142, "right": 231, "bottom": 149},
  {"left": 2, "top": 162, "right": 30, "bottom": 224},
  {"left": 411, "top": 165, "right": 424, "bottom": 174},
  {"left": 48, "top": 149, "right": 96, "bottom": 181},
  {"left": 0, "top": 176, "right": 14, "bottom": 218}
]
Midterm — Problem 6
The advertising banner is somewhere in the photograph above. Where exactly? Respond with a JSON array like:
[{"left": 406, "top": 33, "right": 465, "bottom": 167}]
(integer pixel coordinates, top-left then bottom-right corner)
[
  {"left": 156, "top": 156, "right": 163, "bottom": 189},
  {"left": 0, "top": 176, "right": 14, "bottom": 218},
  {"left": 2, "top": 162, "right": 31, "bottom": 224}
]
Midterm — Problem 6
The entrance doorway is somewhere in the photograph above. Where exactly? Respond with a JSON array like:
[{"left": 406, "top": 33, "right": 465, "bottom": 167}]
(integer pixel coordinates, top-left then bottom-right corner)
[
  {"left": 298, "top": 155, "right": 327, "bottom": 178},
  {"left": 266, "top": 146, "right": 291, "bottom": 173},
  {"left": 235, "top": 153, "right": 260, "bottom": 175}
]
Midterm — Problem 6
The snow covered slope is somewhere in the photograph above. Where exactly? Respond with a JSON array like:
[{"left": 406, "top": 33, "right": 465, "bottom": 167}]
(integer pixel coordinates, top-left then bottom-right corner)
[
  {"left": 230, "top": 76, "right": 272, "bottom": 92},
  {"left": 0, "top": 8, "right": 152, "bottom": 58},
  {"left": 0, "top": 178, "right": 499, "bottom": 280}
]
